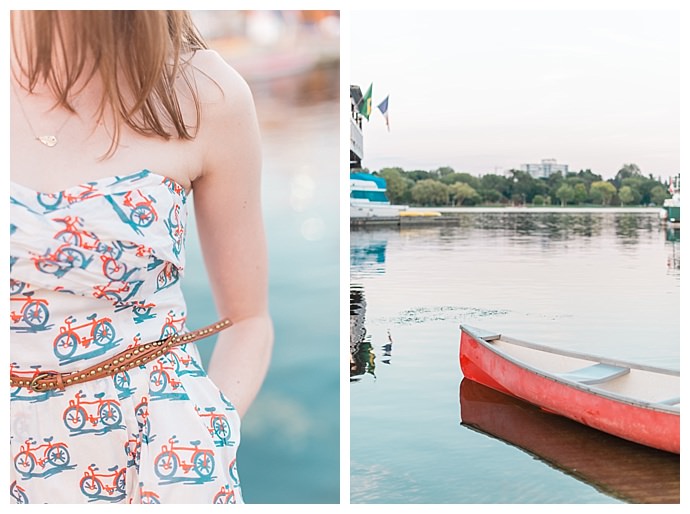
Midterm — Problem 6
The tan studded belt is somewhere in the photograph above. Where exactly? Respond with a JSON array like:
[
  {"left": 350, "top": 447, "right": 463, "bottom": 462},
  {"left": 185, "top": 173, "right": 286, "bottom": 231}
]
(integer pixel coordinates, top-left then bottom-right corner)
[{"left": 10, "top": 318, "right": 232, "bottom": 393}]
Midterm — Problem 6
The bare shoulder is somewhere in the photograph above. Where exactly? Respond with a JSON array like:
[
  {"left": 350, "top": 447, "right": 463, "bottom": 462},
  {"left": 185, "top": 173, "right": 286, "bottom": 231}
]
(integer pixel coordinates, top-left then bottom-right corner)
[
  {"left": 182, "top": 49, "right": 261, "bottom": 185},
  {"left": 185, "top": 49, "right": 255, "bottom": 122}
]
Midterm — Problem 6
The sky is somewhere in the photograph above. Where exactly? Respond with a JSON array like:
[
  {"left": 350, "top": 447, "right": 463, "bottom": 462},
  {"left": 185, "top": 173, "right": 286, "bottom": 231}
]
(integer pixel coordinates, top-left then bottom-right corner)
[{"left": 350, "top": 8, "right": 680, "bottom": 179}]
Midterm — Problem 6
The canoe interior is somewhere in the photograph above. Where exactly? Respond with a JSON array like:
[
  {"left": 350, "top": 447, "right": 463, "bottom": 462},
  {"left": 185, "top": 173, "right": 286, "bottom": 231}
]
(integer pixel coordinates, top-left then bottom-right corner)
[{"left": 487, "top": 336, "right": 679, "bottom": 409}]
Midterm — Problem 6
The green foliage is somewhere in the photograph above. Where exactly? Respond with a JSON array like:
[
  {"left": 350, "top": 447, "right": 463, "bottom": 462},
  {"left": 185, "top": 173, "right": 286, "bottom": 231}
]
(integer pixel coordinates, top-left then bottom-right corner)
[
  {"left": 406, "top": 170, "right": 434, "bottom": 182},
  {"left": 478, "top": 188, "right": 505, "bottom": 204},
  {"left": 364, "top": 163, "right": 666, "bottom": 208},
  {"left": 555, "top": 184, "right": 575, "bottom": 206},
  {"left": 507, "top": 170, "right": 536, "bottom": 205},
  {"left": 448, "top": 182, "right": 480, "bottom": 206},
  {"left": 440, "top": 172, "right": 482, "bottom": 190},
  {"left": 435, "top": 166, "right": 456, "bottom": 177},
  {"left": 410, "top": 179, "right": 450, "bottom": 206},
  {"left": 573, "top": 183, "right": 588, "bottom": 204},
  {"left": 618, "top": 185, "right": 639, "bottom": 205},
  {"left": 650, "top": 185, "right": 668, "bottom": 206},
  {"left": 575, "top": 169, "right": 602, "bottom": 186},
  {"left": 546, "top": 171, "right": 565, "bottom": 192},
  {"left": 480, "top": 174, "right": 511, "bottom": 194},
  {"left": 614, "top": 163, "right": 642, "bottom": 188},
  {"left": 590, "top": 181, "right": 617, "bottom": 206},
  {"left": 378, "top": 167, "right": 409, "bottom": 204},
  {"left": 620, "top": 175, "right": 658, "bottom": 205}
]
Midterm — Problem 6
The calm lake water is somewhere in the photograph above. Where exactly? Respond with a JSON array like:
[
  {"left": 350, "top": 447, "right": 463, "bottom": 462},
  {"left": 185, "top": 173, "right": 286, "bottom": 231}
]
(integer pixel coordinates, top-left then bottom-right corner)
[{"left": 350, "top": 210, "right": 680, "bottom": 504}]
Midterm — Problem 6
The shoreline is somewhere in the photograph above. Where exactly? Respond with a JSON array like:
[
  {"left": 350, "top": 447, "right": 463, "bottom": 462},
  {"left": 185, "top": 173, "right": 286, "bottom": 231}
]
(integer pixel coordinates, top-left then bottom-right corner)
[
  {"left": 401, "top": 206, "right": 665, "bottom": 214},
  {"left": 350, "top": 206, "right": 676, "bottom": 228}
]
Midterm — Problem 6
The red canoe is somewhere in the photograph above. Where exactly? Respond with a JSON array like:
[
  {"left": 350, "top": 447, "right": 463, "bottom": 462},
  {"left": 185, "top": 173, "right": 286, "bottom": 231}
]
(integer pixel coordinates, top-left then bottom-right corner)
[{"left": 459, "top": 325, "right": 680, "bottom": 454}]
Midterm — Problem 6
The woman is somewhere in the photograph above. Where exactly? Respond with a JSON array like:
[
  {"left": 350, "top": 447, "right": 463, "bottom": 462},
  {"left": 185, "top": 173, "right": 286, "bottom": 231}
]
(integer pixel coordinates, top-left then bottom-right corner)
[{"left": 10, "top": 11, "right": 273, "bottom": 504}]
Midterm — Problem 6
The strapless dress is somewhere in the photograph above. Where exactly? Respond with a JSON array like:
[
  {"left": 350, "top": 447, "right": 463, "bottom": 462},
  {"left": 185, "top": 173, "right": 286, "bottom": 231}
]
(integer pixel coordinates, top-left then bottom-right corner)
[{"left": 10, "top": 169, "right": 242, "bottom": 504}]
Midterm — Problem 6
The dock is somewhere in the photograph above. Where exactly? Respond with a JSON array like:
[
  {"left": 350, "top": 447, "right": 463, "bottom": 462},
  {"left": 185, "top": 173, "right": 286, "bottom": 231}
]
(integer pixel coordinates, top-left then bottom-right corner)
[{"left": 351, "top": 214, "right": 459, "bottom": 227}]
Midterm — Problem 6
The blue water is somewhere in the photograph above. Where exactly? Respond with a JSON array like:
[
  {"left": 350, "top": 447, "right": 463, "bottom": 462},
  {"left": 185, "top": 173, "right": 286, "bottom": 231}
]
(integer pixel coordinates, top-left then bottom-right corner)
[
  {"left": 350, "top": 211, "right": 680, "bottom": 504},
  {"left": 181, "top": 98, "right": 340, "bottom": 503}
]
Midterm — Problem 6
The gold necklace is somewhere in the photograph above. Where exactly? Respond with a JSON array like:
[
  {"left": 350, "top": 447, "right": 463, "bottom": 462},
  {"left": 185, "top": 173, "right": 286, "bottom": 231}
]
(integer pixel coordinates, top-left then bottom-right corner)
[{"left": 11, "top": 81, "right": 74, "bottom": 148}]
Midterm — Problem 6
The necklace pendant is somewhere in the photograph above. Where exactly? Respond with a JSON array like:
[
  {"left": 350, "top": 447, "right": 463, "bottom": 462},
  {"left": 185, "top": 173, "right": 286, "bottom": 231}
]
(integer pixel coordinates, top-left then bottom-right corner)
[{"left": 37, "top": 135, "right": 58, "bottom": 147}]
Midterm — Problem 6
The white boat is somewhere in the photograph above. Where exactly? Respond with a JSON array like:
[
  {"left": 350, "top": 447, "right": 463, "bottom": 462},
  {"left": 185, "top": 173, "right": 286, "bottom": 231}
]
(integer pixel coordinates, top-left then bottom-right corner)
[
  {"left": 350, "top": 84, "right": 407, "bottom": 220},
  {"left": 350, "top": 172, "right": 407, "bottom": 219},
  {"left": 661, "top": 175, "right": 680, "bottom": 225}
]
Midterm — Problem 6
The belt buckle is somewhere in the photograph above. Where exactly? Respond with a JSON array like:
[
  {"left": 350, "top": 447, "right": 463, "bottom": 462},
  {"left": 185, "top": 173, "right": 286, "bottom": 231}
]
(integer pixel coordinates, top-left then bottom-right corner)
[{"left": 28, "top": 372, "right": 55, "bottom": 393}]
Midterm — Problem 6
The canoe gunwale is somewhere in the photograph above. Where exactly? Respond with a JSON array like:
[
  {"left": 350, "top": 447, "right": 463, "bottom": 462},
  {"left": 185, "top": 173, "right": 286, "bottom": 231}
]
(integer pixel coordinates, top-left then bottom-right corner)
[
  {"left": 459, "top": 325, "right": 680, "bottom": 416},
  {"left": 460, "top": 324, "right": 679, "bottom": 376}
]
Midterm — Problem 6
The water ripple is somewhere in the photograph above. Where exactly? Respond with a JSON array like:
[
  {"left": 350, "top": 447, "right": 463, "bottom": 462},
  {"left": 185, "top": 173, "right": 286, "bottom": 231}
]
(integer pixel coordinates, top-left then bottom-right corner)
[{"left": 379, "top": 305, "right": 510, "bottom": 325}]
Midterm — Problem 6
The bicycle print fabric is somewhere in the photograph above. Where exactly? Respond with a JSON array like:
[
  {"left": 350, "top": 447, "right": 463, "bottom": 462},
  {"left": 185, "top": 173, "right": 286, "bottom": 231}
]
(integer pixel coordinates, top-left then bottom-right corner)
[{"left": 10, "top": 169, "right": 242, "bottom": 504}]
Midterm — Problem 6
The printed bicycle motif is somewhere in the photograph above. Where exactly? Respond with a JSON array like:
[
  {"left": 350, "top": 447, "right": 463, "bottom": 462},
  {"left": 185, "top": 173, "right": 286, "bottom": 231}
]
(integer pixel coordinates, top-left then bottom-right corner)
[
  {"left": 62, "top": 390, "right": 124, "bottom": 435},
  {"left": 162, "top": 177, "right": 187, "bottom": 198},
  {"left": 10, "top": 277, "right": 26, "bottom": 296},
  {"left": 213, "top": 484, "right": 237, "bottom": 504},
  {"left": 10, "top": 291, "right": 51, "bottom": 332},
  {"left": 153, "top": 436, "right": 215, "bottom": 483},
  {"left": 135, "top": 396, "right": 153, "bottom": 443},
  {"left": 54, "top": 218, "right": 138, "bottom": 288},
  {"left": 92, "top": 279, "right": 144, "bottom": 308},
  {"left": 112, "top": 369, "right": 135, "bottom": 399},
  {"left": 155, "top": 260, "right": 180, "bottom": 292},
  {"left": 139, "top": 488, "right": 161, "bottom": 504},
  {"left": 52, "top": 215, "right": 116, "bottom": 256},
  {"left": 32, "top": 243, "right": 93, "bottom": 278},
  {"left": 10, "top": 480, "right": 29, "bottom": 504},
  {"left": 124, "top": 434, "right": 141, "bottom": 469},
  {"left": 160, "top": 310, "right": 186, "bottom": 338},
  {"left": 149, "top": 359, "right": 188, "bottom": 401},
  {"left": 79, "top": 462, "right": 126, "bottom": 501},
  {"left": 99, "top": 254, "right": 137, "bottom": 282},
  {"left": 53, "top": 313, "right": 118, "bottom": 362},
  {"left": 124, "top": 190, "right": 158, "bottom": 227},
  {"left": 37, "top": 183, "right": 102, "bottom": 212},
  {"left": 128, "top": 300, "right": 157, "bottom": 324},
  {"left": 164, "top": 204, "right": 185, "bottom": 258},
  {"left": 194, "top": 405, "right": 233, "bottom": 447},
  {"left": 104, "top": 189, "right": 158, "bottom": 236},
  {"left": 13, "top": 436, "right": 71, "bottom": 477},
  {"left": 168, "top": 347, "right": 205, "bottom": 377}
]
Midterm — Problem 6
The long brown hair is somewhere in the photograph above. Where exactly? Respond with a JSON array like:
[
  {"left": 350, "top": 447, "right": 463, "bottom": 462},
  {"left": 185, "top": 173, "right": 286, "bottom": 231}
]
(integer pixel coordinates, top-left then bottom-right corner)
[{"left": 11, "top": 10, "right": 208, "bottom": 156}]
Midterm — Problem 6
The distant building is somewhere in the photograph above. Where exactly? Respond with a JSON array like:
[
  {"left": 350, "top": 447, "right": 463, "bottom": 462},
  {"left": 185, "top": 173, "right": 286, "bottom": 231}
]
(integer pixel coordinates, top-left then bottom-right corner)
[{"left": 521, "top": 159, "right": 568, "bottom": 179}]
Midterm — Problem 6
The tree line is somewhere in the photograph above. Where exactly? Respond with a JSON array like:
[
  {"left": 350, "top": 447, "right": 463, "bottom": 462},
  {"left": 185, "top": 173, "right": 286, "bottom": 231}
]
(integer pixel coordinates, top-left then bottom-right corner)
[{"left": 368, "top": 163, "right": 672, "bottom": 207}]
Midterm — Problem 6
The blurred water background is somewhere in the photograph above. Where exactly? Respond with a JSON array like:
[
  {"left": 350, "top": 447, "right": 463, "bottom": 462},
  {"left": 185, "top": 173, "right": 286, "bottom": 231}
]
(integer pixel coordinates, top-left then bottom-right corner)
[
  {"left": 183, "top": 11, "right": 340, "bottom": 504},
  {"left": 350, "top": 210, "right": 679, "bottom": 504}
]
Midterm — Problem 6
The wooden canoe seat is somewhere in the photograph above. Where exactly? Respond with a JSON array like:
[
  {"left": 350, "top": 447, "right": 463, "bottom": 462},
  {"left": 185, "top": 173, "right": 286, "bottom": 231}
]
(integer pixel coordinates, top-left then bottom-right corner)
[{"left": 559, "top": 363, "right": 630, "bottom": 385}]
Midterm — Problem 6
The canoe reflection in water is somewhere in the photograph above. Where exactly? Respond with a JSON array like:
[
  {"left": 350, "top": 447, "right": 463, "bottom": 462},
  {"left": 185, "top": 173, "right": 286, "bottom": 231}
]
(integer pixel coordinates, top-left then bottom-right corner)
[{"left": 458, "top": 379, "right": 680, "bottom": 504}]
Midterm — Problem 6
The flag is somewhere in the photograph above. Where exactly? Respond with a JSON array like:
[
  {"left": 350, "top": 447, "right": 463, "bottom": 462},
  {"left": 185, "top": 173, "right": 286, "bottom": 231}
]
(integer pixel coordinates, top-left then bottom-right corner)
[
  {"left": 377, "top": 95, "right": 390, "bottom": 131},
  {"left": 358, "top": 83, "right": 373, "bottom": 120}
]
